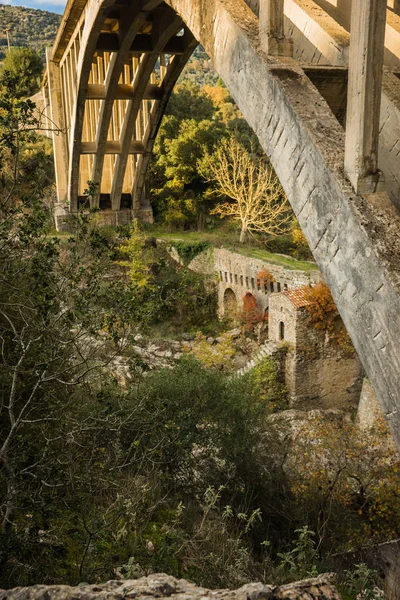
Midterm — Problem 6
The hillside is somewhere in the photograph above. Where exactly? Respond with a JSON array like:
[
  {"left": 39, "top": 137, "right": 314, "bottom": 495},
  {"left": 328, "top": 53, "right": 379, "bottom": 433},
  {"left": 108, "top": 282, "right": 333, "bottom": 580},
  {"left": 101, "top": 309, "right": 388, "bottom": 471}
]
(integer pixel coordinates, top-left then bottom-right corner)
[
  {"left": 0, "top": 3, "right": 215, "bottom": 82},
  {"left": 0, "top": 4, "right": 61, "bottom": 61}
]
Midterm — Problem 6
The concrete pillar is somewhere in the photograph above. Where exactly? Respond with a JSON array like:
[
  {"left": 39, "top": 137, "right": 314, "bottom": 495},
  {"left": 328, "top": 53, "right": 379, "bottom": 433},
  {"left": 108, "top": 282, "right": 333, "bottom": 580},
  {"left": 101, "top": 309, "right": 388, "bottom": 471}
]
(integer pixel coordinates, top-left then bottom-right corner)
[
  {"left": 344, "top": 0, "right": 387, "bottom": 195},
  {"left": 259, "top": 0, "right": 293, "bottom": 56},
  {"left": 46, "top": 48, "right": 70, "bottom": 228}
]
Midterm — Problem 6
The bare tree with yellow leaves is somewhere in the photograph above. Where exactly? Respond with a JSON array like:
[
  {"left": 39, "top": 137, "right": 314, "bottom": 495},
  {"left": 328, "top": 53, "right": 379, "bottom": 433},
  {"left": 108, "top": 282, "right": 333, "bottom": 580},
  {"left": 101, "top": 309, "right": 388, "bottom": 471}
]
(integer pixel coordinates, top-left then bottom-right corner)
[{"left": 200, "top": 137, "right": 291, "bottom": 242}]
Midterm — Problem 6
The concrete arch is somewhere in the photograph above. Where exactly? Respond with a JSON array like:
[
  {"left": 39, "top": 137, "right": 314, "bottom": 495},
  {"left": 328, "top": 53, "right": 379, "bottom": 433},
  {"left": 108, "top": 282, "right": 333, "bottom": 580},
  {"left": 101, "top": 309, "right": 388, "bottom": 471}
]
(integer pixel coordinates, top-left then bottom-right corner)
[
  {"left": 44, "top": 0, "right": 400, "bottom": 449},
  {"left": 163, "top": 0, "right": 400, "bottom": 449},
  {"left": 47, "top": 0, "right": 197, "bottom": 217},
  {"left": 67, "top": 0, "right": 116, "bottom": 211}
]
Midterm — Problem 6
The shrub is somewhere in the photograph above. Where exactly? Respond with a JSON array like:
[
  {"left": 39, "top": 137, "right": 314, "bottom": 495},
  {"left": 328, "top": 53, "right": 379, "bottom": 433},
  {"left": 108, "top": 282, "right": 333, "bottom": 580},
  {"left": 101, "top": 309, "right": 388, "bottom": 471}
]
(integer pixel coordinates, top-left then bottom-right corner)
[
  {"left": 302, "top": 283, "right": 354, "bottom": 351},
  {"left": 172, "top": 240, "right": 211, "bottom": 265},
  {"left": 117, "top": 234, "right": 217, "bottom": 332},
  {"left": 249, "top": 354, "right": 288, "bottom": 412},
  {"left": 188, "top": 332, "right": 235, "bottom": 370},
  {"left": 239, "top": 292, "right": 267, "bottom": 337}
]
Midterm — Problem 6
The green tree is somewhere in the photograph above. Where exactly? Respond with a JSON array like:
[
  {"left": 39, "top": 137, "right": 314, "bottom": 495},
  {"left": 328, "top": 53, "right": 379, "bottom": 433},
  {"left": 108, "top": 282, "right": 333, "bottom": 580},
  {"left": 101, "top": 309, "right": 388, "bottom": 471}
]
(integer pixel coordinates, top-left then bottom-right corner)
[
  {"left": 0, "top": 47, "right": 43, "bottom": 97},
  {"left": 149, "top": 80, "right": 261, "bottom": 231},
  {"left": 150, "top": 117, "right": 226, "bottom": 229},
  {"left": 166, "top": 81, "right": 215, "bottom": 121},
  {"left": 117, "top": 231, "right": 217, "bottom": 332},
  {"left": 0, "top": 92, "right": 131, "bottom": 584}
]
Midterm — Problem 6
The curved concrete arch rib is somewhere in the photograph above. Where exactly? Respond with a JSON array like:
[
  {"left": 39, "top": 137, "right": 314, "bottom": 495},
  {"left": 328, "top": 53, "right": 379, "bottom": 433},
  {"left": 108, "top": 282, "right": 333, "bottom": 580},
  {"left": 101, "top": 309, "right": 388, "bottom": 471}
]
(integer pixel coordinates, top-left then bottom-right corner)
[
  {"left": 130, "top": 30, "right": 197, "bottom": 215},
  {"left": 63, "top": 0, "right": 193, "bottom": 212},
  {"left": 67, "top": 0, "right": 116, "bottom": 211},
  {"left": 164, "top": 0, "right": 400, "bottom": 451},
  {"left": 110, "top": 9, "right": 186, "bottom": 211},
  {"left": 89, "top": 2, "right": 151, "bottom": 206}
]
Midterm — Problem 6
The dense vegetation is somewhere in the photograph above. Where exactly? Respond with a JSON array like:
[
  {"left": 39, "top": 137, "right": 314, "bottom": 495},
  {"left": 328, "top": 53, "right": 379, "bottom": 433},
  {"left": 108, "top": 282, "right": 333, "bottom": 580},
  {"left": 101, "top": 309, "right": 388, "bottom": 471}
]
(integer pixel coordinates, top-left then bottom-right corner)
[{"left": 0, "top": 31, "right": 399, "bottom": 600}]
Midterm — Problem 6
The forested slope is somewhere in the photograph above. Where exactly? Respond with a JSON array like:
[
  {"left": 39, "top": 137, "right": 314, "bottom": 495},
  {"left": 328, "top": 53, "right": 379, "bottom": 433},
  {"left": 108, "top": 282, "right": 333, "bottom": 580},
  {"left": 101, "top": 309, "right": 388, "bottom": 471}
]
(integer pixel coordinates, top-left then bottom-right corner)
[
  {"left": 0, "top": 4, "right": 61, "bottom": 61},
  {"left": 0, "top": 3, "right": 213, "bottom": 81}
]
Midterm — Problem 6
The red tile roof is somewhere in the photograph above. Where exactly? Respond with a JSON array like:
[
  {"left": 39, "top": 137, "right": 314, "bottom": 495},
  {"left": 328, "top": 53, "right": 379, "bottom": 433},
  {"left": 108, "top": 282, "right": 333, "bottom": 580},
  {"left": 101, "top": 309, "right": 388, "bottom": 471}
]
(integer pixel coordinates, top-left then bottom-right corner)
[{"left": 281, "top": 287, "right": 312, "bottom": 308}]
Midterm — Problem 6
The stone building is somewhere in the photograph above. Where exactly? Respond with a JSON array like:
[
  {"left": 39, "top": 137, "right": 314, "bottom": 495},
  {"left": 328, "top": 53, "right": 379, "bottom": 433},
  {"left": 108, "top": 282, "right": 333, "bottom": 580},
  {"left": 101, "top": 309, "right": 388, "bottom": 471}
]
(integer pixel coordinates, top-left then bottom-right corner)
[
  {"left": 213, "top": 248, "right": 321, "bottom": 318},
  {"left": 168, "top": 241, "right": 364, "bottom": 413},
  {"left": 269, "top": 288, "right": 363, "bottom": 410}
]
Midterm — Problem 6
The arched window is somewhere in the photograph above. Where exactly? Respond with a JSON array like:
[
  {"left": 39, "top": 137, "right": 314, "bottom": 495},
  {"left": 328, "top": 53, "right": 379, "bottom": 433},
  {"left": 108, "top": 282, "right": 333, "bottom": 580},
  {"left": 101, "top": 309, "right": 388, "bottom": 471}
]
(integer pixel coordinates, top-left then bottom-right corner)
[{"left": 279, "top": 321, "right": 285, "bottom": 340}]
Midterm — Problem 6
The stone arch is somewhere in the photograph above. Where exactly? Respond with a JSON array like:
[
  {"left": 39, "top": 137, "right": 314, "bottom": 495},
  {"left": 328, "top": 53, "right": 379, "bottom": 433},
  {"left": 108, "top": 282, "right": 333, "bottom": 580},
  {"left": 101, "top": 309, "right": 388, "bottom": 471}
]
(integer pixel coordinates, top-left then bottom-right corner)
[{"left": 223, "top": 287, "right": 238, "bottom": 316}]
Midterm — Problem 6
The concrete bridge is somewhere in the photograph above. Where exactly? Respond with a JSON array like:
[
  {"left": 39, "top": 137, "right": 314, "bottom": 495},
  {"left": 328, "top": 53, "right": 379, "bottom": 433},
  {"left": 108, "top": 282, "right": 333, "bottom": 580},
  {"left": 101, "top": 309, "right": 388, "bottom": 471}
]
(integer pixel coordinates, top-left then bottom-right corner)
[{"left": 41, "top": 0, "right": 400, "bottom": 449}]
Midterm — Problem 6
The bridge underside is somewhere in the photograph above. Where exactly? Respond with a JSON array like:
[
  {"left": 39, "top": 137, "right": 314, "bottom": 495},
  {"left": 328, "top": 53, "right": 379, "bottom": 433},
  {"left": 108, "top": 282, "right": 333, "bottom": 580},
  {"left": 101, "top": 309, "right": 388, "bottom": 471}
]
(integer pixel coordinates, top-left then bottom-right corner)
[
  {"left": 43, "top": 0, "right": 400, "bottom": 222},
  {"left": 43, "top": 0, "right": 400, "bottom": 452},
  {"left": 44, "top": 0, "right": 197, "bottom": 226}
]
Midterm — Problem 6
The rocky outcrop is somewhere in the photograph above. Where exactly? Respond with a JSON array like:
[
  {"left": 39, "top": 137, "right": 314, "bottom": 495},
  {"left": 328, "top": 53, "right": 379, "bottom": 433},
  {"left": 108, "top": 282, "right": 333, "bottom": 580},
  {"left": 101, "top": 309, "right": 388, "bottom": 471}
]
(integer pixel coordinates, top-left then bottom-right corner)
[{"left": 0, "top": 573, "right": 341, "bottom": 600}]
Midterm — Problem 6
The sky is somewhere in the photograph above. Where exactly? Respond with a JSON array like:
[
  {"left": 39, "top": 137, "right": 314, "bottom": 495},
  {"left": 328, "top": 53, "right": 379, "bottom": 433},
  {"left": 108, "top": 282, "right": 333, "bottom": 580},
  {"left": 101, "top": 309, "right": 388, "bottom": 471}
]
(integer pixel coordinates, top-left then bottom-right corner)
[{"left": 0, "top": 0, "right": 66, "bottom": 14}]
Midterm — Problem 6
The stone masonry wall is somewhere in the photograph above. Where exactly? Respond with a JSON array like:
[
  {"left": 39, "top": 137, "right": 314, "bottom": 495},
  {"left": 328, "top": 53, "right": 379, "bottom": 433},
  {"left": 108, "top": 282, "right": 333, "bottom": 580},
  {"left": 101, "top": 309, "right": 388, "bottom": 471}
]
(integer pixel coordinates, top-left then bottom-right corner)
[
  {"left": 269, "top": 294, "right": 363, "bottom": 410},
  {"left": 167, "top": 242, "right": 361, "bottom": 411},
  {"left": 213, "top": 248, "right": 320, "bottom": 317},
  {"left": 165, "top": 243, "right": 320, "bottom": 318}
]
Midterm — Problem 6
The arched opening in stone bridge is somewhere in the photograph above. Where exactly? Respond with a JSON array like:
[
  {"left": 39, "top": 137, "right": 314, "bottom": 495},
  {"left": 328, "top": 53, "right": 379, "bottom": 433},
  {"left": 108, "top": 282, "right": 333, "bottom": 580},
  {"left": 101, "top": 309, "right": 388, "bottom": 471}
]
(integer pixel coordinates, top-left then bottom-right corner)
[{"left": 223, "top": 288, "right": 238, "bottom": 318}]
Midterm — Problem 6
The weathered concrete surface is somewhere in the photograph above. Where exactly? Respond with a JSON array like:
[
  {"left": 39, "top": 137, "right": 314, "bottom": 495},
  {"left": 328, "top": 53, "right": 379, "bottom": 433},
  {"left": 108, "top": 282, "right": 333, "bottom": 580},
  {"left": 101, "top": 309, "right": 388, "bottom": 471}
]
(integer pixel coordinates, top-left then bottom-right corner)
[
  {"left": 246, "top": 0, "right": 400, "bottom": 207},
  {"left": 284, "top": 0, "right": 349, "bottom": 66},
  {"left": 0, "top": 573, "right": 342, "bottom": 600},
  {"left": 164, "top": 0, "right": 400, "bottom": 450},
  {"left": 344, "top": 0, "right": 387, "bottom": 194},
  {"left": 248, "top": 0, "right": 400, "bottom": 67},
  {"left": 286, "top": 0, "right": 400, "bottom": 207}
]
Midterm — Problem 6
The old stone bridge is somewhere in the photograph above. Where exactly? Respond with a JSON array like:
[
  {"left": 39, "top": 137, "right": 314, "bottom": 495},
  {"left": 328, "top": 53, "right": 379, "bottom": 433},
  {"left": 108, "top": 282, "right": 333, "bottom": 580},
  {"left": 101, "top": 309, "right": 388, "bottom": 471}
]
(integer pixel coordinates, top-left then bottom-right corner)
[{"left": 41, "top": 0, "right": 400, "bottom": 449}]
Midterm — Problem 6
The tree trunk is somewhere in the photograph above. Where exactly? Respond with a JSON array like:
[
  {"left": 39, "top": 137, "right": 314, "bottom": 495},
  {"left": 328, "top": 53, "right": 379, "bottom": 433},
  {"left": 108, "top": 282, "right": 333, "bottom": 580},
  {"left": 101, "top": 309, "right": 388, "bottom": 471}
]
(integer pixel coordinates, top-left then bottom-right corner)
[{"left": 239, "top": 228, "right": 247, "bottom": 243}]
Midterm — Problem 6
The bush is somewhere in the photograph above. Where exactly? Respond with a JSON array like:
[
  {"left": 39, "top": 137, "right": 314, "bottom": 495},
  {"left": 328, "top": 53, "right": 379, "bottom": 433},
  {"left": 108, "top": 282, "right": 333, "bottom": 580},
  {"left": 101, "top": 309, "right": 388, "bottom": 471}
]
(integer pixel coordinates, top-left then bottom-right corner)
[
  {"left": 172, "top": 240, "right": 210, "bottom": 265},
  {"left": 249, "top": 353, "right": 288, "bottom": 412},
  {"left": 0, "top": 47, "right": 43, "bottom": 97},
  {"left": 117, "top": 233, "right": 217, "bottom": 333}
]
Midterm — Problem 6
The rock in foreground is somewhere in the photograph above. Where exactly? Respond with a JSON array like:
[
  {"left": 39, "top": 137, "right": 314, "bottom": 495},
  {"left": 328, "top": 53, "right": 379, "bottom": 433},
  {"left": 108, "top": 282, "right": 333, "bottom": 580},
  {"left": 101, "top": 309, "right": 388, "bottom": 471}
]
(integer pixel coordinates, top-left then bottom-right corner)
[{"left": 0, "top": 573, "right": 341, "bottom": 600}]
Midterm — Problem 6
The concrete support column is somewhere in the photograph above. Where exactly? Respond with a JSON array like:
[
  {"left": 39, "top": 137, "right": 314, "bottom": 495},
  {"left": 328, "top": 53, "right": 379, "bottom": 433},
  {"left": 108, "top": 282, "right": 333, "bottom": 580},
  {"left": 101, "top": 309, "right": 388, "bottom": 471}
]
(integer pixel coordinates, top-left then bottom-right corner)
[
  {"left": 46, "top": 48, "right": 70, "bottom": 228},
  {"left": 344, "top": 0, "right": 387, "bottom": 195},
  {"left": 132, "top": 182, "right": 153, "bottom": 223},
  {"left": 259, "top": 0, "right": 293, "bottom": 56}
]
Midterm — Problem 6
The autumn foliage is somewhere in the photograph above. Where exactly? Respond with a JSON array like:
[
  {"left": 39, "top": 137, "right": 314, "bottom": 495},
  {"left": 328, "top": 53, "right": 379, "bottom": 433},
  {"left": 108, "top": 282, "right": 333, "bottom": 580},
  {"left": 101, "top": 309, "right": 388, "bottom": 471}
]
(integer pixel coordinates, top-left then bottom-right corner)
[
  {"left": 256, "top": 268, "right": 275, "bottom": 291},
  {"left": 302, "top": 283, "right": 338, "bottom": 333},
  {"left": 302, "top": 283, "right": 354, "bottom": 350},
  {"left": 240, "top": 292, "right": 267, "bottom": 334},
  {"left": 287, "top": 413, "right": 400, "bottom": 550}
]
